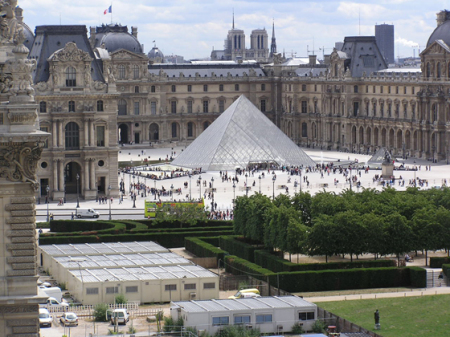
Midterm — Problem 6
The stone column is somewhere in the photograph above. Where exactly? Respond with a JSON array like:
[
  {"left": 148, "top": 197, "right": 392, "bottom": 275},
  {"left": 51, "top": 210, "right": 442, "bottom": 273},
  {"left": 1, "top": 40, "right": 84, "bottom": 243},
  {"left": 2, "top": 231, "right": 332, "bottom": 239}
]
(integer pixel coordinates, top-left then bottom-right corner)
[
  {"left": 58, "top": 120, "right": 63, "bottom": 148},
  {"left": 59, "top": 160, "right": 65, "bottom": 195},
  {"left": 52, "top": 120, "right": 57, "bottom": 148},
  {"left": 53, "top": 159, "right": 59, "bottom": 191},
  {"left": 90, "top": 119, "right": 94, "bottom": 147},
  {"left": 90, "top": 159, "right": 95, "bottom": 192},
  {"left": 84, "top": 160, "right": 90, "bottom": 191},
  {"left": 84, "top": 120, "right": 89, "bottom": 147}
]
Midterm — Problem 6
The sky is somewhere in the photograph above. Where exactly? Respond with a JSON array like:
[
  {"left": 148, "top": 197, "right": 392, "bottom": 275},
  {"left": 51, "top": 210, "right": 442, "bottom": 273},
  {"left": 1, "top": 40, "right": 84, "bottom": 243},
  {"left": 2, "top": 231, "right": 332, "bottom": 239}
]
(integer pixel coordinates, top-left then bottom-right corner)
[{"left": 18, "top": 0, "right": 450, "bottom": 61}]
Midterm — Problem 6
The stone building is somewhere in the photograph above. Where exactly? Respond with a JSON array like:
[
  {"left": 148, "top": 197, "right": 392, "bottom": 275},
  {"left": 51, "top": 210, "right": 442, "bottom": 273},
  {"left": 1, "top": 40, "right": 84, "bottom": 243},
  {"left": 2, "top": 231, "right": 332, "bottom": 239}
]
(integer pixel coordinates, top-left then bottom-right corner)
[
  {"left": 0, "top": 1, "right": 48, "bottom": 336},
  {"left": 30, "top": 25, "right": 120, "bottom": 201}
]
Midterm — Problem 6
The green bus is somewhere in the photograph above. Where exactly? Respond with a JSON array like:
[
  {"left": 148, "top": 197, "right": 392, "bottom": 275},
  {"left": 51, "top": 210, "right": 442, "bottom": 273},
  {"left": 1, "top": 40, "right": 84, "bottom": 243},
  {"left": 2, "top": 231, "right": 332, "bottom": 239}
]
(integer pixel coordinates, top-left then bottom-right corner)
[{"left": 144, "top": 200, "right": 204, "bottom": 218}]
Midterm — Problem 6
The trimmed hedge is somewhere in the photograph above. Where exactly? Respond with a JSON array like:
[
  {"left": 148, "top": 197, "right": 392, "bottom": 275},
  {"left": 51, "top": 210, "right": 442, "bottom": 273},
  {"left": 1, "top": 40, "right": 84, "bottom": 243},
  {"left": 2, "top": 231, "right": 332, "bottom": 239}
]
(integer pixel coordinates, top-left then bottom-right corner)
[
  {"left": 268, "top": 267, "right": 423, "bottom": 293},
  {"left": 254, "top": 250, "right": 396, "bottom": 273},
  {"left": 185, "top": 237, "right": 226, "bottom": 261},
  {"left": 429, "top": 257, "right": 450, "bottom": 268},
  {"left": 220, "top": 236, "right": 263, "bottom": 263},
  {"left": 224, "top": 255, "right": 274, "bottom": 280},
  {"left": 39, "top": 229, "right": 234, "bottom": 247},
  {"left": 443, "top": 264, "right": 450, "bottom": 278},
  {"left": 49, "top": 220, "right": 116, "bottom": 233},
  {"left": 408, "top": 266, "right": 427, "bottom": 288}
]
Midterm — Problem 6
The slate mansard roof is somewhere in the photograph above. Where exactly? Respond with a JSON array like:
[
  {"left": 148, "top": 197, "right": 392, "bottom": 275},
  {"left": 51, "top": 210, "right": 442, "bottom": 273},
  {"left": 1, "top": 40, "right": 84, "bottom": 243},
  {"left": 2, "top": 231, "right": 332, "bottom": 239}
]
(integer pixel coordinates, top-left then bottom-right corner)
[{"left": 29, "top": 25, "right": 105, "bottom": 84}]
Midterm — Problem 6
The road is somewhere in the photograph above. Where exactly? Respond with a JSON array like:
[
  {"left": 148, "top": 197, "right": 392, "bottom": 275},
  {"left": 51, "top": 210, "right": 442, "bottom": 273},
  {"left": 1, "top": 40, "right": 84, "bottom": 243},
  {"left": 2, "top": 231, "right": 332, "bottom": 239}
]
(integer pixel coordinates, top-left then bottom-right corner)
[{"left": 36, "top": 209, "right": 146, "bottom": 222}]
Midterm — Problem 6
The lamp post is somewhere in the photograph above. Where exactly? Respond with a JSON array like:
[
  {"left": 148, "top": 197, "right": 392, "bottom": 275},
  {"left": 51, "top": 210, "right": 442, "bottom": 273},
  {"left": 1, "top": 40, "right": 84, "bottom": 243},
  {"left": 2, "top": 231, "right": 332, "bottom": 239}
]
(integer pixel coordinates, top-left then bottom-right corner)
[
  {"left": 76, "top": 173, "right": 80, "bottom": 208},
  {"left": 132, "top": 174, "right": 135, "bottom": 194},
  {"left": 245, "top": 173, "right": 248, "bottom": 196},
  {"left": 272, "top": 175, "right": 276, "bottom": 200},
  {"left": 143, "top": 176, "right": 147, "bottom": 197},
  {"left": 108, "top": 185, "right": 112, "bottom": 220},
  {"left": 233, "top": 183, "right": 236, "bottom": 206},
  {"left": 258, "top": 175, "right": 261, "bottom": 193},
  {"left": 211, "top": 177, "right": 214, "bottom": 211},
  {"left": 46, "top": 185, "right": 50, "bottom": 222},
  {"left": 299, "top": 169, "right": 302, "bottom": 192},
  {"left": 129, "top": 173, "right": 132, "bottom": 194},
  {"left": 294, "top": 180, "right": 298, "bottom": 194},
  {"left": 171, "top": 184, "right": 174, "bottom": 201},
  {"left": 349, "top": 167, "right": 352, "bottom": 191},
  {"left": 188, "top": 174, "right": 192, "bottom": 200},
  {"left": 199, "top": 176, "right": 202, "bottom": 200}
]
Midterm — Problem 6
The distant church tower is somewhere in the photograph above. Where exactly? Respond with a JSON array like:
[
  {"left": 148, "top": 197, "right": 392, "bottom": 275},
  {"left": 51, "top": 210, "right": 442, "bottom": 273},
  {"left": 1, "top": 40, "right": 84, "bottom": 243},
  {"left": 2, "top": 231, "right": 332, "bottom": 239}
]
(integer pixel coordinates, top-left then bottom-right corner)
[{"left": 270, "top": 20, "right": 277, "bottom": 57}]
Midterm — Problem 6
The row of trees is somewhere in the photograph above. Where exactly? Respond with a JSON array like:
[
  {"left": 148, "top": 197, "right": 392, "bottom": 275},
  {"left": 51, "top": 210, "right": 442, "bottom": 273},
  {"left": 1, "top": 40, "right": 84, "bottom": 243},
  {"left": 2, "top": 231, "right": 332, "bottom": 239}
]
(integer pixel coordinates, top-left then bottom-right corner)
[{"left": 233, "top": 187, "right": 450, "bottom": 263}]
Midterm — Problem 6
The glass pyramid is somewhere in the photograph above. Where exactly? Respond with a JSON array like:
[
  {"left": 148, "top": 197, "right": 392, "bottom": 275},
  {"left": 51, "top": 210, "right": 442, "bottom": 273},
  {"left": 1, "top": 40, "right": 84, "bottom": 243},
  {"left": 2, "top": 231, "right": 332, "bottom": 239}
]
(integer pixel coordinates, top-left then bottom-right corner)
[
  {"left": 172, "top": 95, "right": 316, "bottom": 171},
  {"left": 368, "top": 147, "right": 389, "bottom": 164}
]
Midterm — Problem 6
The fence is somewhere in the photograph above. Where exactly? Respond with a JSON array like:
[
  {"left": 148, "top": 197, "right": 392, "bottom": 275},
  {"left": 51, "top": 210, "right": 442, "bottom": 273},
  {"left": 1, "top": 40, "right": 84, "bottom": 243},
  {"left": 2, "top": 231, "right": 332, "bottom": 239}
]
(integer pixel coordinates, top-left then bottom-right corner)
[
  {"left": 45, "top": 302, "right": 140, "bottom": 315},
  {"left": 318, "top": 307, "right": 383, "bottom": 337}
]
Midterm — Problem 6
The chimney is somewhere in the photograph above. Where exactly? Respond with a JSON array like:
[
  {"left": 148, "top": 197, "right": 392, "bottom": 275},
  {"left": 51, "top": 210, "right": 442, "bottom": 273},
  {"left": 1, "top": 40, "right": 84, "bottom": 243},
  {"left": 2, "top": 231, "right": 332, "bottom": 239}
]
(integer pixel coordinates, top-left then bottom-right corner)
[
  {"left": 309, "top": 55, "right": 317, "bottom": 66},
  {"left": 131, "top": 26, "right": 138, "bottom": 39},
  {"left": 436, "top": 10, "right": 450, "bottom": 27},
  {"left": 89, "top": 27, "right": 96, "bottom": 49}
]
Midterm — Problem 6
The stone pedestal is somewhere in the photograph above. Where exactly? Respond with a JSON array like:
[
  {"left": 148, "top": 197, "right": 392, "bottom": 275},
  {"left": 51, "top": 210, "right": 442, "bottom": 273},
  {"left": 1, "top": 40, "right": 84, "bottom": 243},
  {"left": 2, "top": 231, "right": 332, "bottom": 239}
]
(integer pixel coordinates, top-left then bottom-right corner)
[{"left": 382, "top": 163, "right": 394, "bottom": 179}]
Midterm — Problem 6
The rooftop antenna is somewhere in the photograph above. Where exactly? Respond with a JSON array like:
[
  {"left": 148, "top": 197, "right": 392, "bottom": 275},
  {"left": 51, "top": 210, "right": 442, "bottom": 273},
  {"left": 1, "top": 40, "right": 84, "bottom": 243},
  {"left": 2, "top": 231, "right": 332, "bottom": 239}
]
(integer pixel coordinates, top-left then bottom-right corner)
[
  {"left": 232, "top": 9, "right": 234, "bottom": 29},
  {"left": 359, "top": 7, "right": 361, "bottom": 35}
]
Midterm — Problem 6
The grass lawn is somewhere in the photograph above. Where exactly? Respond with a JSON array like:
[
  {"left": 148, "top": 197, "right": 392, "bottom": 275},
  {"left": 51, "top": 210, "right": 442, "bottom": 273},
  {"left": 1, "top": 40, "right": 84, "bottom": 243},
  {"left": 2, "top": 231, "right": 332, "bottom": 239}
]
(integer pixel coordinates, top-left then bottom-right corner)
[{"left": 319, "top": 294, "right": 450, "bottom": 337}]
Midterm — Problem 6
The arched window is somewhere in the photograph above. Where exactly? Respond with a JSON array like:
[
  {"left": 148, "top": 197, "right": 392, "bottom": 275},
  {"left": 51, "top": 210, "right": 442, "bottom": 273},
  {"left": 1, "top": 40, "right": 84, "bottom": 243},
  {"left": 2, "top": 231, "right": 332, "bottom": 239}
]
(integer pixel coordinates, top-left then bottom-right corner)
[
  {"left": 133, "top": 65, "right": 139, "bottom": 79},
  {"left": 151, "top": 85, "right": 156, "bottom": 93},
  {"left": 426, "top": 63, "right": 430, "bottom": 78},
  {"left": 68, "top": 101, "right": 75, "bottom": 112},
  {"left": 171, "top": 122, "right": 177, "bottom": 138},
  {"left": 97, "top": 100, "right": 104, "bottom": 111},
  {"left": 65, "top": 122, "right": 80, "bottom": 150},
  {"left": 118, "top": 65, "right": 125, "bottom": 79},
  {"left": 118, "top": 99, "right": 127, "bottom": 115},
  {"left": 187, "top": 122, "right": 194, "bottom": 137},
  {"left": 66, "top": 67, "right": 76, "bottom": 87},
  {"left": 39, "top": 101, "right": 47, "bottom": 113},
  {"left": 354, "top": 85, "right": 358, "bottom": 93},
  {"left": 203, "top": 121, "right": 209, "bottom": 130}
]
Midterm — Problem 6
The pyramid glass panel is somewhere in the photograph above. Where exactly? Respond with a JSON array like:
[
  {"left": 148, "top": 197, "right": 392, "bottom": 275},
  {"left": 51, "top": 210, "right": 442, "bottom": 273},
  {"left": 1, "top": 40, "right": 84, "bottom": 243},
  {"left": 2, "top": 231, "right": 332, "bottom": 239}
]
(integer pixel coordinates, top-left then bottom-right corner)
[{"left": 172, "top": 95, "right": 316, "bottom": 171}]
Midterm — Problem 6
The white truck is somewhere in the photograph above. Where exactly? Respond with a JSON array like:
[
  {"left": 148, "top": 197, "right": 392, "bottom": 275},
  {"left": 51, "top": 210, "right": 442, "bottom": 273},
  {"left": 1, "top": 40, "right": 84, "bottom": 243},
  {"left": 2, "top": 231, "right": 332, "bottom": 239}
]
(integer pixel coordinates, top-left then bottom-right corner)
[
  {"left": 110, "top": 309, "right": 130, "bottom": 325},
  {"left": 76, "top": 208, "right": 100, "bottom": 218},
  {"left": 39, "top": 297, "right": 69, "bottom": 311}
]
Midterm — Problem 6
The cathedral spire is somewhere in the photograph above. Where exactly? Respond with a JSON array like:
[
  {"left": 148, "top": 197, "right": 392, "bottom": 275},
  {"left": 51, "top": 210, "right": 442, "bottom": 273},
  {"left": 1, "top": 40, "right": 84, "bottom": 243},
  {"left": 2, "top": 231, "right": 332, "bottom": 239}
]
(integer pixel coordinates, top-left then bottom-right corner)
[
  {"left": 232, "top": 10, "right": 235, "bottom": 29},
  {"left": 270, "top": 19, "right": 277, "bottom": 57}
]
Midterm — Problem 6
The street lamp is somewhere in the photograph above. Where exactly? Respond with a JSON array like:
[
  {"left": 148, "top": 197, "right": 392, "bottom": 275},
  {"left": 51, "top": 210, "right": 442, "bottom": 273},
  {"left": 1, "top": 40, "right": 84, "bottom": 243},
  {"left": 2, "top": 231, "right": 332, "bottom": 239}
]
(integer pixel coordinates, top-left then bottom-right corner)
[
  {"left": 211, "top": 177, "right": 215, "bottom": 211},
  {"left": 245, "top": 173, "right": 248, "bottom": 196},
  {"left": 272, "top": 175, "right": 276, "bottom": 200},
  {"left": 294, "top": 180, "right": 298, "bottom": 194},
  {"left": 188, "top": 174, "right": 192, "bottom": 200},
  {"left": 76, "top": 173, "right": 80, "bottom": 208},
  {"left": 132, "top": 174, "right": 135, "bottom": 194},
  {"left": 108, "top": 185, "right": 112, "bottom": 220},
  {"left": 233, "top": 183, "right": 236, "bottom": 206},
  {"left": 129, "top": 173, "right": 132, "bottom": 193},
  {"left": 143, "top": 176, "right": 147, "bottom": 197},
  {"left": 46, "top": 185, "right": 50, "bottom": 222},
  {"left": 171, "top": 184, "right": 174, "bottom": 201},
  {"left": 258, "top": 175, "right": 261, "bottom": 193},
  {"left": 154, "top": 179, "right": 157, "bottom": 200},
  {"left": 199, "top": 176, "right": 202, "bottom": 200},
  {"left": 349, "top": 167, "right": 352, "bottom": 191},
  {"left": 299, "top": 168, "right": 302, "bottom": 192}
]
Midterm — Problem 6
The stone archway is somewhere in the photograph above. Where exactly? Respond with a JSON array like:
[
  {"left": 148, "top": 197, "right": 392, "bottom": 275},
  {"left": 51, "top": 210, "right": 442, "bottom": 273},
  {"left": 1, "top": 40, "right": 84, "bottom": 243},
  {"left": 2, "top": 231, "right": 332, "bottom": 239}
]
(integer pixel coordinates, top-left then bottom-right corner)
[
  {"left": 149, "top": 123, "right": 159, "bottom": 141},
  {"left": 65, "top": 161, "right": 82, "bottom": 196},
  {"left": 119, "top": 123, "right": 129, "bottom": 144}
]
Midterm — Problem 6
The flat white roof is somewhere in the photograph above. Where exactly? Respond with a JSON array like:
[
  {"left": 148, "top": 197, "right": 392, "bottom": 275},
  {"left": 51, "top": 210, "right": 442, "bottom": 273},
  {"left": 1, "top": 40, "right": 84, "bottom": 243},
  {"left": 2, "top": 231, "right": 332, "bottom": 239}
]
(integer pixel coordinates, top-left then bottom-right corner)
[{"left": 172, "top": 296, "right": 316, "bottom": 313}]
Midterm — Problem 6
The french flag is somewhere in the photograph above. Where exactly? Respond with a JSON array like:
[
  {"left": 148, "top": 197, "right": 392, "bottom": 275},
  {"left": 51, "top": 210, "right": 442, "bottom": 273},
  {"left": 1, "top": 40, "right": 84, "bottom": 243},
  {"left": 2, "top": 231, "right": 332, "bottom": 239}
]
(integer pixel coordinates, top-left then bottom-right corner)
[{"left": 104, "top": 5, "right": 112, "bottom": 15}]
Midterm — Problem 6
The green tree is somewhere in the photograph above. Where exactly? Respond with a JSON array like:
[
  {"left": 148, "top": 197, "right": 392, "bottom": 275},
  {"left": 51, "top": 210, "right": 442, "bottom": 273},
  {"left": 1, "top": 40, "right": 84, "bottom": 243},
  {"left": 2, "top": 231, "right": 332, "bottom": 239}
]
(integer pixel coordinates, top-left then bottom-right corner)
[
  {"left": 93, "top": 303, "right": 109, "bottom": 322},
  {"left": 154, "top": 203, "right": 207, "bottom": 226},
  {"left": 363, "top": 212, "right": 385, "bottom": 258},
  {"left": 382, "top": 212, "right": 413, "bottom": 263},
  {"left": 233, "top": 196, "right": 251, "bottom": 236},
  {"left": 286, "top": 217, "right": 308, "bottom": 257},
  {"left": 292, "top": 191, "right": 313, "bottom": 226},
  {"left": 246, "top": 194, "right": 273, "bottom": 242},
  {"left": 333, "top": 210, "right": 366, "bottom": 261},
  {"left": 306, "top": 214, "right": 337, "bottom": 262},
  {"left": 114, "top": 294, "right": 127, "bottom": 304}
]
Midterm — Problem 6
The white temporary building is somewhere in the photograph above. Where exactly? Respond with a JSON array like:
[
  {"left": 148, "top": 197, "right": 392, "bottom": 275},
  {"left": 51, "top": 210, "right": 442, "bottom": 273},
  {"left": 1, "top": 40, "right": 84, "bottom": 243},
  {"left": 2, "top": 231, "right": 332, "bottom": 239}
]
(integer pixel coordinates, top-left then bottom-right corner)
[
  {"left": 171, "top": 296, "right": 317, "bottom": 335},
  {"left": 38, "top": 242, "right": 219, "bottom": 305}
]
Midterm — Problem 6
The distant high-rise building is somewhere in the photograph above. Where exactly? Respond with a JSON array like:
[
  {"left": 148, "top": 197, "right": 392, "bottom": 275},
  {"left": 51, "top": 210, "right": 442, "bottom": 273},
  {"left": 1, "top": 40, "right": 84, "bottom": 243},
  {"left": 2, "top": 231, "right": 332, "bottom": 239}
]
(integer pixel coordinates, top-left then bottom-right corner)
[{"left": 375, "top": 24, "right": 395, "bottom": 64}]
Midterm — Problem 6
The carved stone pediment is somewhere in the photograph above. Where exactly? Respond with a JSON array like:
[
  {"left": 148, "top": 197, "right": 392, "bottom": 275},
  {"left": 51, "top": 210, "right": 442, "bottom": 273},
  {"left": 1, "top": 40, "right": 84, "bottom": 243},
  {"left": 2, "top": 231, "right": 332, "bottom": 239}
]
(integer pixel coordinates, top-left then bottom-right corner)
[{"left": 51, "top": 42, "right": 92, "bottom": 62}]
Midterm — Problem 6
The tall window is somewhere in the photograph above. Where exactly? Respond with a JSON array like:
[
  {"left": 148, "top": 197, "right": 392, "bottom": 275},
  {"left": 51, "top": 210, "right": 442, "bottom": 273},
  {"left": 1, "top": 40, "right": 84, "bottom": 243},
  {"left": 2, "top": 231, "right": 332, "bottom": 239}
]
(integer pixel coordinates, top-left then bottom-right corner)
[
  {"left": 187, "top": 100, "right": 193, "bottom": 114},
  {"left": 134, "top": 86, "right": 139, "bottom": 93},
  {"left": 260, "top": 99, "right": 266, "bottom": 112},
  {"left": 68, "top": 101, "right": 75, "bottom": 112},
  {"left": 134, "top": 102, "right": 140, "bottom": 115},
  {"left": 203, "top": 84, "right": 208, "bottom": 92},
  {"left": 354, "top": 85, "right": 358, "bottom": 93},
  {"left": 302, "top": 84, "right": 307, "bottom": 92},
  {"left": 151, "top": 85, "right": 156, "bottom": 92},
  {"left": 203, "top": 121, "right": 209, "bottom": 130},
  {"left": 118, "top": 65, "right": 125, "bottom": 79},
  {"left": 353, "top": 102, "right": 359, "bottom": 116},
  {"left": 40, "top": 101, "right": 47, "bottom": 113},
  {"left": 96, "top": 126, "right": 105, "bottom": 147},
  {"left": 133, "top": 65, "right": 139, "bottom": 79},
  {"left": 187, "top": 85, "right": 192, "bottom": 92},
  {"left": 171, "top": 123, "right": 177, "bottom": 137},
  {"left": 66, "top": 67, "right": 76, "bottom": 87},
  {"left": 261, "top": 84, "right": 265, "bottom": 91},
  {"left": 187, "top": 122, "right": 193, "bottom": 137},
  {"left": 219, "top": 84, "right": 223, "bottom": 91},
  {"left": 118, "top": 99, "right": 127, "bottom": 115},
  {"left": 301, "top": 101, "right": 307, "bottom": 113},
  {"left": 65, "top": 122, "right": 80, "bottom": 150},
  {"left": 235, "top": 84, "right": 239, "bottom": 91},
  {"left": 171, "top": 101, "right": 177, "bottom": 114},
  {"left": 171, "top": 85, "right": 176, "bottom": 93},
  {"left": 203, "top": 100, "right": 209, "bottom": 113},
  {"left": 219, "top": 100, "right": 225, "bottom": 113},
  {"left": 97, "top": 100, "right": 103, "bottom": 112},
  {"left": 302, "top": 122, "right": 307, "bottom": 137},
  {"left": 151, "top": 102, "right": 156, "bottom": 115}
]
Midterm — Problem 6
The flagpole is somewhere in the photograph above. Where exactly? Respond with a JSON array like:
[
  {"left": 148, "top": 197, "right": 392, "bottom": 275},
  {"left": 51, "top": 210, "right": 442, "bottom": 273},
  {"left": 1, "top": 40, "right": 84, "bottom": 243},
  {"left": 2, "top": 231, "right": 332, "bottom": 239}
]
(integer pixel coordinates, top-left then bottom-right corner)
[{"left": 111, "top": 2, "right": 113, "bottom": 25}]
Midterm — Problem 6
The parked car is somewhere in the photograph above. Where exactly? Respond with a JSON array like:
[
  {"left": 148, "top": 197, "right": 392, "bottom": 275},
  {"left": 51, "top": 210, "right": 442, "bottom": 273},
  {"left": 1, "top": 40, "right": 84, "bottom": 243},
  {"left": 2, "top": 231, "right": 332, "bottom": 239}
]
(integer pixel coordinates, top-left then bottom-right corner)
[
  {"left": 60, "top": 312, "right": 78, "bottom": 326},
  {"left": 228, "top": 288, "right": 260, "bottom": 299},
  {"left": 76, "top": 208, "right": 100, "bottom": 218},
  {"left": 39, "top": 297, "right": 69, "bottom": 311},
  {"left": 110, "top": 308, "right": 130, "bottom": 325},
  {"left": 39, "top": 308, "right": 52, "bottom": 327}
]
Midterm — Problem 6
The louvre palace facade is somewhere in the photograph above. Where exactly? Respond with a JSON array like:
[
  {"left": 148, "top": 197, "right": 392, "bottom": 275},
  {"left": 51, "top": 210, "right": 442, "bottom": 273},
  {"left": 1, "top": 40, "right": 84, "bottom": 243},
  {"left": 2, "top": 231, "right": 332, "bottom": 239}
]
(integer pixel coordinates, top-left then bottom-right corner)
[{"left": 23, "top": 8, "right": 450, "bottom": 200}]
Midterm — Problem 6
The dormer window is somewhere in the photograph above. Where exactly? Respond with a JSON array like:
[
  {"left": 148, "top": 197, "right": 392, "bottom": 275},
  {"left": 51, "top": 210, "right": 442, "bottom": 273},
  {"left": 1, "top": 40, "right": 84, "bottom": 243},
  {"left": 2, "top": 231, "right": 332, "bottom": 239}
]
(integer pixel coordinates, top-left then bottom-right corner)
[{"left": 66, "top": 67, "right": 76, "bottom": 87}]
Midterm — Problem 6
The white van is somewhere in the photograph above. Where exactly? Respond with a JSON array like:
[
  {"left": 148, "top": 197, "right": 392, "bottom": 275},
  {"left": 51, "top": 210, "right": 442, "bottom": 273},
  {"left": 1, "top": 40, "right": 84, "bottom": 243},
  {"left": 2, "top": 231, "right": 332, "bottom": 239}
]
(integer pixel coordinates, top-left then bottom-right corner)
[
  {"left": 42, "top": 287, "right": 63, "bottom": 302},
  {"left": 110, "top": 309, "right": 130, "bottom": 325},
  {"left": 76, "top": 208, "right": 100, "bottom": 218},
  {"left": 39, "top": 308, "right": 52, "bottom": 327},
  {"left": 39, "top": 297, "right": 69, "bottom": 311}
]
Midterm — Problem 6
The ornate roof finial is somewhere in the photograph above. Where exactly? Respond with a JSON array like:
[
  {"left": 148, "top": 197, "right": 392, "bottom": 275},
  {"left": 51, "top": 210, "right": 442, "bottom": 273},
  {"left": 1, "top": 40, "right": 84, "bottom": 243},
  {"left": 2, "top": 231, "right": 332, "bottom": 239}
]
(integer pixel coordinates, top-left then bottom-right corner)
[{"left": 232, "top": 9, "right": 235, "bottom": 29}]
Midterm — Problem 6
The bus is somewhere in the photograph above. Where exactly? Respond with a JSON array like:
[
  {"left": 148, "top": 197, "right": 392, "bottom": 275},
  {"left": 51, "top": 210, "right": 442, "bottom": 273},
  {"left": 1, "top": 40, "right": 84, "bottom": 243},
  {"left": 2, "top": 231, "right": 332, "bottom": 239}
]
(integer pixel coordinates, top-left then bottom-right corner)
[{"left": 144, "top": 200, "right": 204, "bottom": 218}]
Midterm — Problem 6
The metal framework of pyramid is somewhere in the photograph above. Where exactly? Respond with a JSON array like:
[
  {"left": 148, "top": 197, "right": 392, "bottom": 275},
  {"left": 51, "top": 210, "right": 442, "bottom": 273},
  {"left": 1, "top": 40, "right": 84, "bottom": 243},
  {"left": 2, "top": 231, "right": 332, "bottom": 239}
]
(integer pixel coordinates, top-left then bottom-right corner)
[
  {"left": 368, "top": 147, "right": 388, "bottom": 164},
  {"left": 172, "top": 95, "right": 316, "bottom": 171}
]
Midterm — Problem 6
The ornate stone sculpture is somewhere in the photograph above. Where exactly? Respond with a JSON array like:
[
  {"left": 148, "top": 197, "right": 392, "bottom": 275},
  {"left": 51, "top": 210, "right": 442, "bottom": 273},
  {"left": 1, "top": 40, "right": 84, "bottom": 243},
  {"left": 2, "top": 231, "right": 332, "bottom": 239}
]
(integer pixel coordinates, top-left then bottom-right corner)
[{"left": 0, "top": 0, "right": 24, "bottom": 46}]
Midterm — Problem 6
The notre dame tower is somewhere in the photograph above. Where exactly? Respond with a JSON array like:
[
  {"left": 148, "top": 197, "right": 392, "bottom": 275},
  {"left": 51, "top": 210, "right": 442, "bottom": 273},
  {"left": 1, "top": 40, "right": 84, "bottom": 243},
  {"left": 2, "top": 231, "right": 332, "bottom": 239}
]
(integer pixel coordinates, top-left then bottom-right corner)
[{"left": 0, "top": 1, "right": 49, "bottom": 336}]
